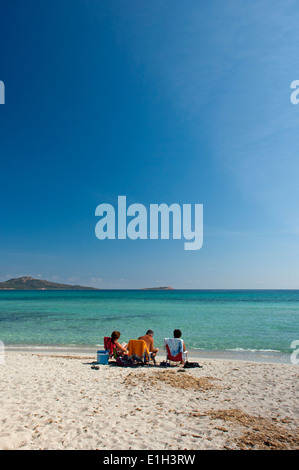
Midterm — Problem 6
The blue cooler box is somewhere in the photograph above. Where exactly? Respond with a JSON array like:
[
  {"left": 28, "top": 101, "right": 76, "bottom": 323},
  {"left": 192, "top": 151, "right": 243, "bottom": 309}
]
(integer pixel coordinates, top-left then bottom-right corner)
[{"left": 97, "top": 350, "right": 109, "bottom": 365}]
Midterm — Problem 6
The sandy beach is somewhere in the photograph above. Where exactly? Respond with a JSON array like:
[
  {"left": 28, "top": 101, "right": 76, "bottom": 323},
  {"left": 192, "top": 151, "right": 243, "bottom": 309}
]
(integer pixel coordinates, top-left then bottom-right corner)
[{"left": 0, "top": 351, "right": 298, "bottom": 451}]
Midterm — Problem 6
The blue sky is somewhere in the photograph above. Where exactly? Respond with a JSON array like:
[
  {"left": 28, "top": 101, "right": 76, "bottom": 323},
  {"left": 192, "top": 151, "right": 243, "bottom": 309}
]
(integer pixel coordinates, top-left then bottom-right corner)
[{"left": 1, "top": 0, "right": 299, "bottom": 288}]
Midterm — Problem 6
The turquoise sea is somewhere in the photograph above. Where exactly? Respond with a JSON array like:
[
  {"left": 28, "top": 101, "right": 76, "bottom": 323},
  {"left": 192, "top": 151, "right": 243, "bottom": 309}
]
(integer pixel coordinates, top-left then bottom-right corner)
[{"left": 0, "top": 290, "right": 298, "bottom": 363}]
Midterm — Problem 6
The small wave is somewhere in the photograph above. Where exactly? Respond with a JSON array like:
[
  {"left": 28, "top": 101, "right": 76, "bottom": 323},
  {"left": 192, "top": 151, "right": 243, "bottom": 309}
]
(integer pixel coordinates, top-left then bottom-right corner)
[
  {"left": 5, "top": 344, "right": 99, "bottom": 351},
  {"left": 226, "top": 348, "right": 281, "bottom": 353}
]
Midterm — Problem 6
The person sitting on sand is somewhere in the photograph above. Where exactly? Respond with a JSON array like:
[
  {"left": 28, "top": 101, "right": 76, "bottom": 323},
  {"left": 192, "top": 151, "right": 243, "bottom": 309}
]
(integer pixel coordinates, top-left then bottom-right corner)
[
  {"left": 108, "top": 331, "right": 128, "bottom": 356},
  {"left": 138, "top": 329, "right": 159, "bottom": 360}
]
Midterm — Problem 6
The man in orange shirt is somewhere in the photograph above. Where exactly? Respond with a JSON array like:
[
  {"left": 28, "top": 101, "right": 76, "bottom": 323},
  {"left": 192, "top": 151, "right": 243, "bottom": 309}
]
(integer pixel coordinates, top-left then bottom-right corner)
[{"left": 138, "top": 329, "right": 159, "bottom": 363}]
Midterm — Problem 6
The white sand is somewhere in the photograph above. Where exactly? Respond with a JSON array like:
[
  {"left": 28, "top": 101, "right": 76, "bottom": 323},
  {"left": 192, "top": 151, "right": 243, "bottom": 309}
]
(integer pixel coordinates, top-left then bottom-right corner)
[{"left": 0, "top": 351, "right": 298, "bottom": 450}]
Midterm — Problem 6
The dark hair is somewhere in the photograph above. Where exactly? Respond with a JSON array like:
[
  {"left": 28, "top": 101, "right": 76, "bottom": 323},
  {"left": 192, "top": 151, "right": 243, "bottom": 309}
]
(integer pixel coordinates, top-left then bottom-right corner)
[
  {"left": 111, "top": 331, "right": 121, "bottom": 342},
  {"left": 173, "top": 329, "right": 182, "bottom": 338},
  {"left": 146, "top": 330, "right": 154, "bottom": 335}
]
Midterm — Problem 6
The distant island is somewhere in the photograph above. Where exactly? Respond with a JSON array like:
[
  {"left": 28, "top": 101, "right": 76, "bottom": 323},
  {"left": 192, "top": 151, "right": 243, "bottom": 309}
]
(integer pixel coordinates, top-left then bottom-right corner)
[
  {"left": 141, "top": 286, "right": 174, "bottom": 290},
  {"left": 0, "top": 276, "right": 99, "bottom": 290},
  {"left": 0, "top": 276, "right": 175, "bottom": 291}
]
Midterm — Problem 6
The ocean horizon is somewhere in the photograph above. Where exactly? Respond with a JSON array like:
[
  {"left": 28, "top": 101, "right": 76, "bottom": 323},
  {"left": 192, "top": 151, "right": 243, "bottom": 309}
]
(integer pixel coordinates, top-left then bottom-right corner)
[{"left": 0, "top": 289, "right": 298, "bottom": 363}]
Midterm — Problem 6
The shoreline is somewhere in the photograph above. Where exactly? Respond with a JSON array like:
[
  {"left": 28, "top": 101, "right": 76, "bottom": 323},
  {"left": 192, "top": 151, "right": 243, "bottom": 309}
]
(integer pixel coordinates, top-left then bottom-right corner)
[{"left": 3, "top": 343, "right": 292, "bottom": 364}]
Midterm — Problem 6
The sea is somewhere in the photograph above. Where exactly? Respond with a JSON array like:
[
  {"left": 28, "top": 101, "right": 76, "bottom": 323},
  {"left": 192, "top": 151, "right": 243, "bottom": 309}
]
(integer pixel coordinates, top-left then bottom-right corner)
[{"left": 0, "top": 289, "right": 298, "bottom": 364}]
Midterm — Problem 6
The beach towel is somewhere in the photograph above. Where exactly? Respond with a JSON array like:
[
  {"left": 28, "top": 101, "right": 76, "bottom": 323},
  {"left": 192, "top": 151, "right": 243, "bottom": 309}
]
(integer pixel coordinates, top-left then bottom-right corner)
[
  {"left": 127, "top": 339, "right": 149, "bottom": 361},
  {"left": 163, "top": 338, "right": 184, "bottom": 356}
]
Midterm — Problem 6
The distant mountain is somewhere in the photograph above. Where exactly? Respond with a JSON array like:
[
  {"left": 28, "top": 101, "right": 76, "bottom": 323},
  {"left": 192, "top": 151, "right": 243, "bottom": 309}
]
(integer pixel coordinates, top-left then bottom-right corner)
[
  {"left": 141, "top": 286, "right": 174, "bottom": 290},
  {"left": 0, "top": 276, "right": 99, "bottom": 290}
]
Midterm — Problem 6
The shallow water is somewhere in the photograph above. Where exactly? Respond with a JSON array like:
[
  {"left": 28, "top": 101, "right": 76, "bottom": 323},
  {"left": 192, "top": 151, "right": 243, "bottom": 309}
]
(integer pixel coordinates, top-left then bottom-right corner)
[{"left": 0, "top": 289, "right": 298, "bottom": 363}]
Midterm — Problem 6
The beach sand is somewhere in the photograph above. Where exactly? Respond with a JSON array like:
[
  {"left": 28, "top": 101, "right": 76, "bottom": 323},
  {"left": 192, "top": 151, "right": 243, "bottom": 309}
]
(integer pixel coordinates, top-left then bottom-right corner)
[{"left": 0, "top": 351, "right": 298, "bottom": 450}]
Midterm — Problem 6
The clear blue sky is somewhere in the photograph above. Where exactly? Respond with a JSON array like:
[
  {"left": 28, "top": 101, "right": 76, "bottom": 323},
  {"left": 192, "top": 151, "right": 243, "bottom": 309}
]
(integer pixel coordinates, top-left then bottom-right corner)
[{"left": 1, "top": 0, "right": 299, "bottom": 288}]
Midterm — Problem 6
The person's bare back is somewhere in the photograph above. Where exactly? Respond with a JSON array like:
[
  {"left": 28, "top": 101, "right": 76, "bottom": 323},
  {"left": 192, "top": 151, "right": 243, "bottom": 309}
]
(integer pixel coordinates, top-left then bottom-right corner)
[{"left": 138, "top": 330, "right": 158, "bottom": 356}]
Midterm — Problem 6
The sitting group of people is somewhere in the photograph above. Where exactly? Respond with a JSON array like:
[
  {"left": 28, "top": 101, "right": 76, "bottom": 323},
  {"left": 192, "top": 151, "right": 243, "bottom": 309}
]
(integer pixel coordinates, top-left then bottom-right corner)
[{"left": 105, "top": 328, "right": 187, "bottom": 363}]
